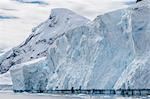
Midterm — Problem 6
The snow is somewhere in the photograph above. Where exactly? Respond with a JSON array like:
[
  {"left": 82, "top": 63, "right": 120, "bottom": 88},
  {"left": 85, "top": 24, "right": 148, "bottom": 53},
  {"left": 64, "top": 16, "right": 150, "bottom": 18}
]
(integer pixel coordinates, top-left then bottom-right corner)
[
  {"left": 0, "top": 0, "right": 150, "bottom": 91},
  {"left": 0, "top": 71, "right": 12, "bottom": 85}
]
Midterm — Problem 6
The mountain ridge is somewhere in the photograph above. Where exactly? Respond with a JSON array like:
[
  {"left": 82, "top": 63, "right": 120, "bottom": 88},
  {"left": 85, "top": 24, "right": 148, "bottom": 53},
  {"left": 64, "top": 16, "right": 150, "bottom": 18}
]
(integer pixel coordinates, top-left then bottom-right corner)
[{"left": 0, "top": 8, "right": 90, "bottom": 74}]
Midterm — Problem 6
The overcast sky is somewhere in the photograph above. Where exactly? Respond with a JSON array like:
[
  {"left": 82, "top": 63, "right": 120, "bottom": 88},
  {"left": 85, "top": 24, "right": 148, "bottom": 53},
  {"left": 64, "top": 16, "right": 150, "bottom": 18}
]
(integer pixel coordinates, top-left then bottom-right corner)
[{"left": 0, "top": 0, "right": 136, "bottom": 49}]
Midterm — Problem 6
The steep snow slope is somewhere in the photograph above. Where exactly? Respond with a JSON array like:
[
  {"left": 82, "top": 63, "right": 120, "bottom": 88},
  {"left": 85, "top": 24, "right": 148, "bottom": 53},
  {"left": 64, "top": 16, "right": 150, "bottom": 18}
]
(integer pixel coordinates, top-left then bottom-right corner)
[{"left": 0, "top": 8, "right": 89, "bottom": 74}]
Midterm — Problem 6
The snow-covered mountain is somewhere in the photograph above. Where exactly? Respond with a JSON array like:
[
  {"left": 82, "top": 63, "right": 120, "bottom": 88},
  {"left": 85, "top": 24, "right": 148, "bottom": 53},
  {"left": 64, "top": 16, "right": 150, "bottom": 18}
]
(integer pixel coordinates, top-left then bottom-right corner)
[
  {"left": 0, "top": 0, "right": 150, "bottom": 91},
  {"left": 0, "top": 8, "right": 89, "bottom": 74}
]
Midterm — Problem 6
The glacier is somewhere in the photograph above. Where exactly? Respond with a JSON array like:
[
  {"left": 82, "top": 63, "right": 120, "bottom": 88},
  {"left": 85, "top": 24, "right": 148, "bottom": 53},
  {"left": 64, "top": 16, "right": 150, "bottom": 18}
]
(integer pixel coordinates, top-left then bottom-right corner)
[{"left": 0, "top": 0, "right": 150, "bottom": 92}]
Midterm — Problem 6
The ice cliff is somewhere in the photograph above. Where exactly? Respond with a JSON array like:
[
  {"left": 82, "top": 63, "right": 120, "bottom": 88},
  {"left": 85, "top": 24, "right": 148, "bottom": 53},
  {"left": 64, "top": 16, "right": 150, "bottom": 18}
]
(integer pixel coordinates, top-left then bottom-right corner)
[
  {"left": 114, "top": 0, "right": 150, "bottom": 89},
  {"left": 0, "top": 0, "right": 150, "bottom": 91},
  {"left": 10, "top": 57, "right": 50, "bottom": 92}
]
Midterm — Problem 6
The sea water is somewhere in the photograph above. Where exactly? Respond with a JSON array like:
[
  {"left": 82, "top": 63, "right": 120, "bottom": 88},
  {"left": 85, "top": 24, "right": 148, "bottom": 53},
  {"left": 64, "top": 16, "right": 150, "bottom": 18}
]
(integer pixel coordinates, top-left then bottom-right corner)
[{"left": 0, "top": 92, "right": 149, "bottom": 99}]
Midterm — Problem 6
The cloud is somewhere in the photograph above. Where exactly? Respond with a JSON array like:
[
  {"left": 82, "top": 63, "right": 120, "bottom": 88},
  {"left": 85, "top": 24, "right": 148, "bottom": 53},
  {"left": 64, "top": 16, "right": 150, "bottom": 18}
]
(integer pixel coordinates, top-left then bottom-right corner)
[{"left": 14, "top": 0, "right": 49, "bottom": 5}]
